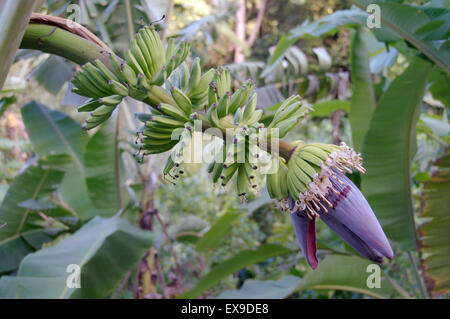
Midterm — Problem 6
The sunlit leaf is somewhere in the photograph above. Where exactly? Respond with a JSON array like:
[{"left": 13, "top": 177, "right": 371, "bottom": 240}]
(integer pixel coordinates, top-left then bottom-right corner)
[
  {"left": 179, "top": 244, "right": 292, "bottom": 298},
  {"left": 297, "top": 255, "right": 396, "bottom": 298},
  {"left": 217, "top": 275, "right": 301, "bottom": 299},
  {"left": 350, "top": 27, "right": 376, "bottom": 152},
  {"left": 21, "top": 101, "right": 96, "bottom": 219},
  {"left": 362, "top": 56, "right": 433, "bottom": 249},
  {"left": 0, "top": 215, "right": 153, "bottom": 298},
  {"left": 84, "top": 113, "right": 121, "bottom": 216},
  {"left": 0, "top": 163, "right": 65, "bottom": 272}
]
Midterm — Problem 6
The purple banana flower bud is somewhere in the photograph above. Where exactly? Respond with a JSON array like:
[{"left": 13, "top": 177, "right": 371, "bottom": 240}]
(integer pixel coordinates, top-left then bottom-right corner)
[
  {"left": 283, "top": 142, "right": 393, "bottom": 269},
  {"left": 290, "top": 213, "right": 318, "bottom": 269},
  {"left": 290, "top": 170, "right": 393, "bottom": 268}
]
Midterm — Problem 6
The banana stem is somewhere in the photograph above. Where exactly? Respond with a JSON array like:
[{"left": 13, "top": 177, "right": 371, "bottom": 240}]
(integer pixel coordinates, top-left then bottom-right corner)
[{"left": 20, "top": 23, "right": 113, "bottom": 68}]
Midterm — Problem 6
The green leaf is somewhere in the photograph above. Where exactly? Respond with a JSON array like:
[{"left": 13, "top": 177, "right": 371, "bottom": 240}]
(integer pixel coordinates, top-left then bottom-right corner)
[
  {"left": 297, "top": 255, "right": 396, "bottom": 298},
  {"left": 217, "top": 275, "right": 301, "bottom": 299},
  {"left": 362, "top": 56, "right": 433, "bottom": 249},
  {"left": 29, "top": 56, "right": 74, "bottom": 94},
  {"left": 261, "top": 9, "right": 398, "bottom": 77},
  {"left": 195, "top": 210, "right": 241, "bottom": 252},
  {"left": 350, "top": 28, "right": 377, "bottom": 152},
  {"left": 0, "top": 164, "right": 65, "bottom": 272},
  {"left": 21, "top": 101, "right": 96, "bottom": 219},
  {"left": 310, "top": 100, "right": 350, "bottom": 117},
  {"left": 0, "top": 216, "right": 153, "bottom": 298},
  {"left": 179, "top": 244, "right": 292, "bottom": 298},
  {"left": 166, "top": 215, "right": 209, "bottom": 244},
  {"left": 419, "top": 150, "right": 450, "bottom": 294},
  {"left": 84, "top": 113, "right": 121, "bottom": 216},
  {"left": 260, "top": 35, "right": 298, "bottom": 78},
  {"left": 353, "top": 1, "right": 450, "bottom": 75}
]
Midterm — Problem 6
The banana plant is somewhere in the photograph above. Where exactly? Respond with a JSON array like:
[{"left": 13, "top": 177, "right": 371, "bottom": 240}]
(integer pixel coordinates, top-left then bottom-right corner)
[{"left": 14, "top": 15, "right": 396, "bottom": 273}]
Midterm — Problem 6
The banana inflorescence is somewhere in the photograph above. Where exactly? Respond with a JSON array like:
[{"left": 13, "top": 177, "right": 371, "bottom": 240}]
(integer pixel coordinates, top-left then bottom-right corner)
[{"left": 72, "top": 23, "right": 367, "bottom": 206}]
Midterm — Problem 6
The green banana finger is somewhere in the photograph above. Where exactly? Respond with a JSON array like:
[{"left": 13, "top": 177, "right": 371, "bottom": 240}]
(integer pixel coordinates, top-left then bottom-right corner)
[
  {"left": 157, "top": 103, "right": 189, "bottom": 121},
  {"left": 77, "top": 98, "right": 102, "bottom": 112},
  {"left": 171, "top": 87, "right": 192, "bottom": 116},
  {"left": 108, "top": 80, "right": 129, "bottom": 96},
  {"left": 99, "top": 95, "right": 123, "bottom": 107},
  {"left": 90, "top": 104, "right": 116, "bottom": 117}
]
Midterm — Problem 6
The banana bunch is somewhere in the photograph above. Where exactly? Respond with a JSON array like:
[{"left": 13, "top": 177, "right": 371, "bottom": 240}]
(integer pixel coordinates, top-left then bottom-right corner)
[
  {"left": 135, "top": 106, "right": 191, "bottom": 156},
  {"left": 205, "top": 126, "right": 266, "bottom": 198},
  {"left": 285, "top": 143, "right": 338, "bottom": 200},
  {"left": 206, "top": 70, "right": 257, "bottom": 130},
  {"left": 267, "top": 95, "right": 312, "bottom": 138},
  {"left": 162, "top": 127, "right": 192, "bottom": 181},
  {"left": 72, "top": 26, "right": 193, "bottom": 130},
  {"left": 266, "top": 158, "right": 289, "bottom": 200}
]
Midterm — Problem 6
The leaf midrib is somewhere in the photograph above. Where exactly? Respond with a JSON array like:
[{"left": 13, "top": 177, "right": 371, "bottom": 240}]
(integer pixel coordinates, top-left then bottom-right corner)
[{"left": 38, "top": 105, "right": 85, "bottom": 175}]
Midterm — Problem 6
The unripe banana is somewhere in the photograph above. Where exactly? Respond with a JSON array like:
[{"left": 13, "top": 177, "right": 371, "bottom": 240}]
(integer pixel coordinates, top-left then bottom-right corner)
[
  {"left": 212, "top": 161, "right": 224, "bottom": 183},
  {"left": 119, "top": 62, "right": 138, "bottom": 86},
  {"left": 108, "top": 80, "right": 129, "bottom": 96},
  {"left": 187, "top": 58, "right": 201, "bottom": 93},
  {"left": 278, "top": 160, "right": 289, "bottom": 198},
  {"left": 83, "top": 113, "right": 111, "bottom": 130},
  {"left": 148, "top": 114, "right": 185, "bottom": 128},
  {"left": 234, "top": 108, "right": 243, "bottom": 125},
  {"left": 241, "top": 93, "right": 257, "bottom": 122},
  {"left": 301, "top": 146, "right": 330, "bottom": 161},
  {"left": 84, "top": 63, "right": 112, "bottom": 94},
  {"left": 90, "top": 104, "right": 116, "bottom": 117},
  {"left": 293, "top": 156, "right": 317, "bottom": 179},
  {"left": 130, "top": 39, "right": 151, "bottom": 79},
  {"left": 214, "top": 68, "right": 231, "bottom": 98},
  {"left": 181, "top": 63, "right": 190, "bottom": 92},
  {"left": 75, "top": 70, "right": 109, "bottom": 97},
  {"left": 269, "top": 95, "right": 303, "bottom": 128},
  {"left": 290, "top": 157, "right": 313, "bottom": 184},
  {"left": 207, "top": 104, "right": 220, "bottom": 128},
  {"left": 163, "top": 155, "right": 175, "bottom": 177},
  {"left": 220, "top": 162, "right": 238, "bottom": 186},
  {"left": 142, "top": 27, "right": 165, "bottom": 73},
  {"left": 142, "top": 140, "right": 178, "bottom": 155},
  {"left": 136, "top": 32, "right": 156, "bottom": 77},
  {"left": 125, "top": 49, "right": 145, "bottom": 76},
  {"left": 188, "top": 68, "right": 214, "bottom": 99},
  {"left": 94, "top": 59, "right": 119, "bottom": 83},
  {"left": 241, "top": 109, "right": 263, "bottom": 126},
  {"left": 72, "top": 87, "right": 89, "bottom": 97},
  {"left": 236, "top": 164, "right": 249, "bottom": 196},
  {"left": 77, "top": 98, "right": 102, "bottom": 112},
  {"left": 208, "top": 82, "right": 218, "bottom": 106},
  {"left": 156, "top": 103, "right": 189, "bottom": 121},
  {"left": 141, "top": 137, "right": 174, "bottom": 146},
  {"left": 99, "top": 95, "right": 123, "bottom": 107},
  {"left": 150, "top": 66, "right": 167, "bottom": 86},
  {"left": 142, "top": 130, "right": 174, "bottom": 140},
  {"left": 171, "top": 87, "right": 192, "bottom": 116},
  {"left": 216, "top": 92, "right": 230, "bottom": 118},
  {"left": 299, "top": 151, "right": 323, "bottom": 167},
  {"left": 270, "top": 117, "right": 299, "bottom": 138},
  {"left": 165, "top": 38, "right": 175, "bottom": 61},
  {"left": 207, "top": 161, "right": 215, "bottom": 174},
  {"left": 228, "top": 80, "right": 254, "bottom": 115}
]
